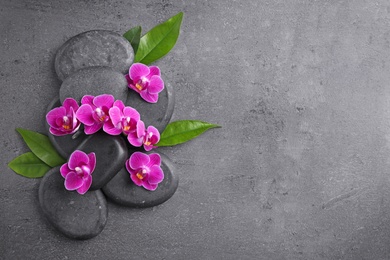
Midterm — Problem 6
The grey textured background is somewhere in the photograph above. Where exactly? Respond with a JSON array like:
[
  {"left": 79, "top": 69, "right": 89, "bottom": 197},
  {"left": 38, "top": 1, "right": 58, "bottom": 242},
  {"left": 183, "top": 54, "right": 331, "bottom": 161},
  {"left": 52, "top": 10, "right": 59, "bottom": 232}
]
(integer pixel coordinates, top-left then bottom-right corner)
[{"left": 2, "top": 0, "right": 390, "bottom": 259}]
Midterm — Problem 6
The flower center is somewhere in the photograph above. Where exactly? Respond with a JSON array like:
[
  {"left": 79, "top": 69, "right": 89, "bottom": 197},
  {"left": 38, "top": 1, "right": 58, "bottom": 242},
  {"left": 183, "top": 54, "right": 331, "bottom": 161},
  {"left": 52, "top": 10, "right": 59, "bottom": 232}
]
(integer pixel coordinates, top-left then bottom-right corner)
[
  {"left": 75, "top": 165, "right": 91, "bottom": 177},
  {"left": 95, "top": 107, "right": 107, "bottom": 122},
  {"left": 144, "top": 132, "right": 154, "bottom": 146},
  {"left": 136, "top": 169, "right": 147, "bottom": 180},
  {"left": 61, "top": 116, "right": 71, "bottom": 130},
  {"left": 123, "top": 117, "right": 131, "bottom": 131},
  {"left": 135, "top": 83, "right": 144, "bottom": 91},
  {"left": 135, "top": 77, "right": 148, "bottom": 91},
  {"left": 75, "top": 166, "right": 83, "bottom": 175}
]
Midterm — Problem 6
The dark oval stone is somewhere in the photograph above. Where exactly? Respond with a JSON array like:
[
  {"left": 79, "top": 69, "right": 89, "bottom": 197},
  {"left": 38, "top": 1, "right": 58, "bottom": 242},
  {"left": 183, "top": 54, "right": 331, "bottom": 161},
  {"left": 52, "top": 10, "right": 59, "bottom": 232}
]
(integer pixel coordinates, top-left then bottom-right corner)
[
  {"left": 46, "top": 98, "right": 88, "bottom": 158},
  {"left": 38, "top": 167, "right": 108, "bottom": 240},
  {"left": 59, "top": 67, "right": 128, "bottom": 104},
  {"left": 55, "top": 30, "right": 134, "bottom": 81},
  {"left": 126, "top": 74, "right": 174, "bottom": 133},
  {"left": 102, "top": 153, "right": 178, "bottom": 208},
  {"left": 76, "top": 132, "right": 128, "bottom": 190}
]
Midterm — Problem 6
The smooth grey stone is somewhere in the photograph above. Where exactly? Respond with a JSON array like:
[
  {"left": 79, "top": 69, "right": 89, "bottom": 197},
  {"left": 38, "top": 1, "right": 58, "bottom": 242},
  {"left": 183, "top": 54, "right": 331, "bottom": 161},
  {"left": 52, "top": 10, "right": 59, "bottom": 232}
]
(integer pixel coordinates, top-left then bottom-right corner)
[
  {"left": 102, "top": 153, "right": 178, "bottom": 208},
  {"left": 59, "top": 66, "right": 128, "bottom": 104},
  {"left": 76, "top": 132, "right": 128, "bottom": 190},
  {"left": 55, "top": 30, "right": 134, "bottom": 81},
  {"left": 38, "top": 167, "right": 108, "bottom": 240},
  {"left": 46, "top": 98, "right": 88, "bottom": 158},
  {"left": 126, "top": 75, "right": 174, "bottom": 133}
]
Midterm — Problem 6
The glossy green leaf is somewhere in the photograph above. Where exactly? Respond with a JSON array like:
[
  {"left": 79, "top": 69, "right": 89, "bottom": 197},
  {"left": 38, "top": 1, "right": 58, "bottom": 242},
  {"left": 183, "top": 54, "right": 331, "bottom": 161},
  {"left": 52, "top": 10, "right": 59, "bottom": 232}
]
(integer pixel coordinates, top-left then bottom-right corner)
[
  {"left": 123, "top": 26, "right": 142, "bottom": 54},
  {"left": 8, "top": 152, "right": 51, "bottom": 178},
  {"left": 134, "top": 12, "right": 183, "bottom": 65},
  {"left": 157, "top": 120, "right": 220, "bottom": 147},
  {"left": 16, "top": 128, "right": 65, "bottom": 167}
]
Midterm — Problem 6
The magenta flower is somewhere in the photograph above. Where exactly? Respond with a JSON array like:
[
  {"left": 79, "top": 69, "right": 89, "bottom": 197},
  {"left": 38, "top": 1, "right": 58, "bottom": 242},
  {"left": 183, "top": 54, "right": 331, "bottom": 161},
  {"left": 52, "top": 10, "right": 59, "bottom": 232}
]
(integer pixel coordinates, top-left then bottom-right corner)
[
  {"left": 128, "top": 120, "right": 160, "bottom": 151},
  {"left": 46, "top": 98, "right": 81, "bottom": 136},
  {"left": 60, "top": 150, "right": 96, "bottom": 195},
  {"left": 104, "top": 100, "right": 140, "bottom": 136},
  {"left": 125, "top": 152, "right": 164, "bottom": 191},
  {"left": 76, "top": 94, "right": 115, "bottom": 135},
  {"left": 125, "top": 63, "right": 164, "bottom": 103}
]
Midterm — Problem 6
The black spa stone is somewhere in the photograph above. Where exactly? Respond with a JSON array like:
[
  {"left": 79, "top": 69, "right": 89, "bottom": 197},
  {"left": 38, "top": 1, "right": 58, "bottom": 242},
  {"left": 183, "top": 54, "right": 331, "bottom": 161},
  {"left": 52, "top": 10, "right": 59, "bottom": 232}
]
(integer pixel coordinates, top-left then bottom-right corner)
[
  {"left": 126, "top": 75, "right": 174, "bottom": 133},
  {"left": 102, "top": 153, "right": 178, "bottom": 208},
  {"left": 38, "top": 167, "right": 108, "bottom": 240},
  {"left": 46, "top": 98, "right": 88, "bottom": 158},
  {"left": 59, "top": 66, "right": 128, "bottom": 104},
  {"left": 55, "top": 30, "right": 134, "bottom": 81},
  {"left": 75, "top": 131, "right": 128, "bottom": 190}
]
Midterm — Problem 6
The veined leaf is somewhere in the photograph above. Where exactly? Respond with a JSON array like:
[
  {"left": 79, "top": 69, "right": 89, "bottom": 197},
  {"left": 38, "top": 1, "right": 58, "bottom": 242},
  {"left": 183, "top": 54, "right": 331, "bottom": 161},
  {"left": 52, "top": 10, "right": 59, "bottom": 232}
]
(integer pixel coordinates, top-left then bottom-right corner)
[
  {"left": 123, "top": 26, "right": 142, "bottom": 54},
  {"left": 134, "top": 12, "right": 183, "bottom": 65},
  {"left": 157, "top": 120, "right": 220, "bottom": 147},
  {"left": 16, "top": 128, "right": 65, "bottom": 167},
  {"left": 8, "top": 152, "right": 51, "bottom": 178}
]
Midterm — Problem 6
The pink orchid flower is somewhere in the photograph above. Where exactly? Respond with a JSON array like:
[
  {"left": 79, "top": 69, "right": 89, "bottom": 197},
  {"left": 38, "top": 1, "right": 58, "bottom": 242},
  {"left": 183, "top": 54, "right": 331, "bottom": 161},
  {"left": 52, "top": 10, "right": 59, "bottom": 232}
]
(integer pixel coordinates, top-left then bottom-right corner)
[
  {"left": 125, "top": 152, "right": 164, "bottom": 191},
  {"left": 60, "top": 150, "right": 96, "bottom": 195},
  {"left": 125, "top": 63, "right": 164, "bottom": 103},
  {"left": 128, "top": 120, "right": 160, "bottom": 151},
  {"left": 104, "top": 100, "right": 140, "bottom": 136},
  {"left": 76, "top": 94, "right": 115, "bottom": 135},
  {"left": 46, "top": 98, "right": 81, "bottom": 136}
]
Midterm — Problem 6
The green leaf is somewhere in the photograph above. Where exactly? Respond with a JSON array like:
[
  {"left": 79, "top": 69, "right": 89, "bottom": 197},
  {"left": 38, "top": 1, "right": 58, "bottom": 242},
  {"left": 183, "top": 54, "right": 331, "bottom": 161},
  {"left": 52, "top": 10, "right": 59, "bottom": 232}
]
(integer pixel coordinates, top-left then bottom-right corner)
[
  {"left": 16, "top": 128, "right": 65, "bottom": 167},
  {"left": 157, "top": 120, "right": 221, "bottom": 147},
  {"left": 8, "top": 152, "right": 51, "bottom": 178},
  {"left": 134, "top": 12, "right": 183, "bottom": 65},
  {"left": 123, "top": 26, "right": 142, "bottom": 54}
]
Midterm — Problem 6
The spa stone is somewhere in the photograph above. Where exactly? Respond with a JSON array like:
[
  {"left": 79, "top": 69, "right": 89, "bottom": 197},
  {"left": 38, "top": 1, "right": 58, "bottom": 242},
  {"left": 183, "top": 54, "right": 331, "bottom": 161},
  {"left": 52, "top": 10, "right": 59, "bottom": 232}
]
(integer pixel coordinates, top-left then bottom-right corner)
[
  {"left": 59, "top": 66, "right": 128, "bottom": 104},
  {"left": 55, "top": 30, "right": 134, "bottom": 81},
  {"left": 38, "top": 167, "right": 108, "bottom": 240}
]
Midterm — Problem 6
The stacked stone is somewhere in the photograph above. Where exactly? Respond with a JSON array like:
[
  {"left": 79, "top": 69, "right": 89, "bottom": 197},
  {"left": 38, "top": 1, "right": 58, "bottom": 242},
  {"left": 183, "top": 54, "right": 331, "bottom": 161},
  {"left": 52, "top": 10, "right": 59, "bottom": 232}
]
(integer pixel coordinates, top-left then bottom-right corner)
[{"left": 39, "top": 30, "right": 178, "bottom": 239}]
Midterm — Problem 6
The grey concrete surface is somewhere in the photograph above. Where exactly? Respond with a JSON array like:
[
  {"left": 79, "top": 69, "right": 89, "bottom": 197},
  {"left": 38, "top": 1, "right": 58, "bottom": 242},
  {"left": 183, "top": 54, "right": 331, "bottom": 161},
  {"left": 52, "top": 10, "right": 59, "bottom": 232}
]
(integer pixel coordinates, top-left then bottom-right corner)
[{"left": 2, "top": 0, "right": 390, "bottom": 259}]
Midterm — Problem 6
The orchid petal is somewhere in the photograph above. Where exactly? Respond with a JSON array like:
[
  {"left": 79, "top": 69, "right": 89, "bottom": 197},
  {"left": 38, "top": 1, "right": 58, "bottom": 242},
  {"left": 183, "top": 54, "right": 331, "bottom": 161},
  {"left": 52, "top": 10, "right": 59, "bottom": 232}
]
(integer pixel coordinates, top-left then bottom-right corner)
[
  {"left": 76, "top": 104, "right": 95, "bottom": 126},
  {"left": 148, "top": 76, "right": 164, "bottom": 94},
  {"left": 46, "top": 107, "right": 66, "bottom": 127},
  {"left": 125, "top": 74, "right": 133, "bottom": 86},
  {"left": 84, "top": 123, "right": 102, "bottom": 135},
  {"left": 143, "top": 144, "right": 155, "bottom": 151},
  {"left": 93, "top": 94, "right": 115, "bottom": 109},
  {"left": 77, "top": 175, "right": 92, "bottom": 195},
  {"left": 113, "top": 100, "right": 125, "bottom": 111},
  {"left": 125, "top": 159, "right": 135, "bottom": 175},
  {"left": 87, "top": 152, "right": 96, "bottom": 174},
  {"left": 123, "top": 107, "right": 140, "bottom": 122},
  {"left": 60, "top": 163, "right": 72, "bottom": 178},
  {"left": 64, "top": 172, "right": 83, "bottom": 190},
  {"left": 137, "top": 120, "right": 145, "bottom": 138},
  {"left": 148, "top": 66, "right": 161, "bottom": 77},
  {"left": 49, "top": 128, "right": 69, "bottom": 136},
  {"left": 108, "top": 106, "right": 123, "bottom": 126},
  {"left": 147, "top": 153, "right": 161, "bottom": 167},
  {"left": 62, "top": 98, "right": 79, "bottom": 112},
  {"left": 148, "top": 165, "right": 164, "bottom": 184},
  {"left": 142, "top": 182, "right": 158, "bottom": 191},
  {"left": 130, "top": 63, "right": 149, "bottom": 81},
  {"left": 81, "top": 95, "right": 95, "bottom": 106},
  {"left": 130, "top": 152, "right": 150, "bottom": 169},
  {"left": 68, "top": 150, "right": 89, "bottom": 169},
  {"left": 128, "top": 132, "right": 143, "bottom": 147},
  {"left": 103, "top": 120, "right": 122, "bottom": 135},
  {"left": 140, "top": 91, "right": 159, "bottom": 103}
]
